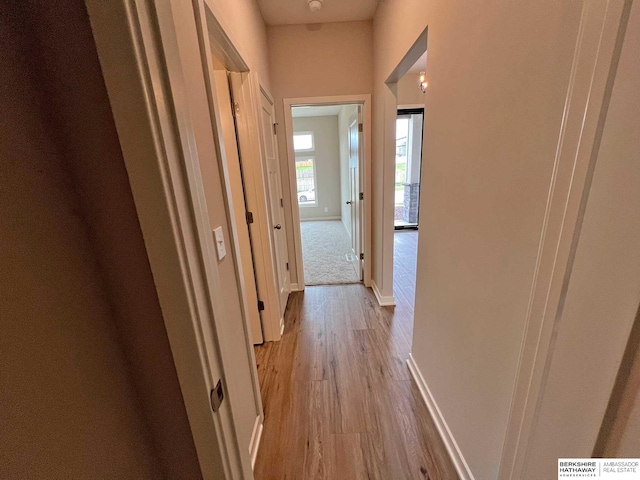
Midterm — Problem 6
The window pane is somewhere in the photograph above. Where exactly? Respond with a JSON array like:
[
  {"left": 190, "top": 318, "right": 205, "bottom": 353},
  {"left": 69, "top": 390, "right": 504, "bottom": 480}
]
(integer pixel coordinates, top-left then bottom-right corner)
[
  {"left": 295, "top": 157, "right": 316, "bottom": 205},
  {"left": 293, "top": 133, "right": 314, "bottom": 151}
]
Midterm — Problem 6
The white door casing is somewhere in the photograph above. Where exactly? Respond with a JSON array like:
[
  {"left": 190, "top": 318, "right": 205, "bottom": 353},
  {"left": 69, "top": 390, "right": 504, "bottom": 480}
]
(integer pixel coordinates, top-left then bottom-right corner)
[
  {"left": 86, "top": 0, "right": 259, "bottom": 477},
  {"left": 283, "top": 95, "right": 372, "bottom": 291}
]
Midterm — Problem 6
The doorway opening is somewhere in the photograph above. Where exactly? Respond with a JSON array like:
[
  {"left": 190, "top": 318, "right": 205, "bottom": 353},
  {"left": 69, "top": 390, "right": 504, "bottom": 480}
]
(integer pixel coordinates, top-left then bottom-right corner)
[
  {"left": 395, "top": 108, "right": 424, "bottom": 230},
  {"left": 291, "top": 104, "right": 362, "bottom": 286},
  {"left": 391, "top": 46, "right": 427, "bottom": 308}
]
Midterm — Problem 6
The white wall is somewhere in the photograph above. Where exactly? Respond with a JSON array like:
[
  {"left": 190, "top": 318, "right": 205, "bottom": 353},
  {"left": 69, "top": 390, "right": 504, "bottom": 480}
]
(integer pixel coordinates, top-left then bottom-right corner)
[
  {"left": 339, "top": 104, "right": 359, "bottom": 234},
  {"left": 268, "top": 20, "right": 373, "bottom": 284},
  {"left": 293, "top": 115, "right": 341, "bottom": 220},
  {"left": 373, "top": 1, "right": 585, "bottom": 478}
]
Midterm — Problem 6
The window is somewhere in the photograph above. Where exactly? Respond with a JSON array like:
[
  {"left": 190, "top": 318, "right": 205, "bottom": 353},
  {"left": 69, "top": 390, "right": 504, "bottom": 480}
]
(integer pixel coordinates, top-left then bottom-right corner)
[
  {"left": 293, "top": 132, "right": 314, "bottom": 152},
  {"left": 295, "top": 156, "right": 317, "bottom": 206}
]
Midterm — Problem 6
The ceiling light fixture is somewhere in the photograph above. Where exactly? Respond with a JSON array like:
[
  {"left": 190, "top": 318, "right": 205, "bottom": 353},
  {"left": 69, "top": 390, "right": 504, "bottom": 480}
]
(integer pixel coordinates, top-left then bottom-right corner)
[
  {"left": 418, "top": 71, "right": 428, "bottom": 93},
  {"left": 308, "top": 0, "right": 323, "bottom": 12}
]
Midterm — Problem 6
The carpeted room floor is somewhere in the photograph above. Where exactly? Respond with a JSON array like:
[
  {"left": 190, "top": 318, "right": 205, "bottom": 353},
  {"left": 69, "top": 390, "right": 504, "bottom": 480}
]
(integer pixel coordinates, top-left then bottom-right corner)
[{"left": 300, "top": 220, "right": 360, "bottom": 285}]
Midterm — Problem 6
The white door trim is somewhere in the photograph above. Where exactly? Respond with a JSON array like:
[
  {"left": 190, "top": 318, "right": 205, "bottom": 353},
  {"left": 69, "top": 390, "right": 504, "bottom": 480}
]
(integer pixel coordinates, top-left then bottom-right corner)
[
  {"left": 283, "top": 94, "right": 372, "bottom": 290},
  {"left": 86, "top": 0, "right": 240, "bottom": 477},
  {"left": 191, "top": 0, "right": 266, "bottom": 453},
  {"left": 87, "top": 0, "right": 273, "bottom": 477},
  {"left": 499, "top": 1, "right": 632, "bottom": 477},
  {"left": 198, "top": 0, "right": 286, "bottom": 345}
]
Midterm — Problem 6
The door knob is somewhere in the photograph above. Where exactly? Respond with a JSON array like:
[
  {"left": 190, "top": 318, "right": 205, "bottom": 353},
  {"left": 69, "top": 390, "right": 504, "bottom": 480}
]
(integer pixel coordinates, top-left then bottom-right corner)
[
  {"left": 346, "top": 201, "right": 352, "bottom": 205},
  {"left": 274, "top": 224, "right": 282, "bottom": 230}
]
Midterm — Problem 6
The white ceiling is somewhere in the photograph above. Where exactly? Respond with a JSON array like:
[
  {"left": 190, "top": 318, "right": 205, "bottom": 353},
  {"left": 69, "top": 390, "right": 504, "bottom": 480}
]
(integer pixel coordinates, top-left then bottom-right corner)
[
  {"left": 291, "top": 105, "right": 344, "bottom": 117},
  {"left": 257, "top": 0, "right": 380, "bottom": 26}
]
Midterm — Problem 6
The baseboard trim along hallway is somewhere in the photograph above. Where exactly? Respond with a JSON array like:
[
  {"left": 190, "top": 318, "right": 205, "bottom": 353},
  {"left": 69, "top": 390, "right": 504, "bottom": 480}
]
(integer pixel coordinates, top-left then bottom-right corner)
[
  {"left": 371, "top": 280, "right": 396, "bottom": 306},
  {"left": 289, "top": 282, "right": 304, "bottom": 292},
  {"left": 407, "top": 354, "right": 475, "bottom": 480}
]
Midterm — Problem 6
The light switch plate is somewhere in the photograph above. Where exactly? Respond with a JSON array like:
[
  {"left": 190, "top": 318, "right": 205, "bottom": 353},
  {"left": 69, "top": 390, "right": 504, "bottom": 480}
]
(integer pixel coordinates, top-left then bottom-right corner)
[{"left": 213, "top": 227, "right": 226, "bottom": 260}]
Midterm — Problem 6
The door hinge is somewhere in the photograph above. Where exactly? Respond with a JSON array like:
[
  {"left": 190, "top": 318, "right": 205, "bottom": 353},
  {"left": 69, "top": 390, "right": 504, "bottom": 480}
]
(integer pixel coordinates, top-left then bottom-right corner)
[
  {"left": 358, "top": 123, "right": 363, "bottom": 133},
  {"left": 360, "top": 253, "right": 364, "bottom": 260},
  {"left": 210, "top": 379, "right": 224, "bottom": 412},
  {"left": 280, "top": 198, "right": 284, "bottom": 208},
  {"left": 258, "top": 300, "right": 265, "bottom": 311},
  {"left": 232, "top": 102, "right": 240, "bottom": 118},
  {"left": 273, "top": 123, "right": 278, "bottom": 135},
  {"left": 286, "top": 262, "right": 289, "bottom": 271},
  {"left": 246, "top": 211, "right": 254, "bottom": 224},
  {"left": 359, "top": 192, "right": 364, "bottom": 201}
]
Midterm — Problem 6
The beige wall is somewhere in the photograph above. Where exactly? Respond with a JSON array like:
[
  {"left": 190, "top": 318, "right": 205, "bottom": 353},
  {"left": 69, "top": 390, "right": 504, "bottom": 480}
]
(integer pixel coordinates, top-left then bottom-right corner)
[
  {"left": 206, "top": 0, "right": 271, "bottom": 91},
  {"left": 293, "top": 116, "right": 341, "bottom": 220},
  {"left": 0, "top": 2, "right": 201, "bottom": 478},
  {"left": 339, "top": 105, "right": 359, "bottom": 234},
  {"left": 268, "top": 20, "right": 373, "bottom": 283},
  {"left": 397, "top": 73, "right": 426, "bottom": 106},
  {"left": 373, "top": 1, "right": 585, "bottom": 478}
]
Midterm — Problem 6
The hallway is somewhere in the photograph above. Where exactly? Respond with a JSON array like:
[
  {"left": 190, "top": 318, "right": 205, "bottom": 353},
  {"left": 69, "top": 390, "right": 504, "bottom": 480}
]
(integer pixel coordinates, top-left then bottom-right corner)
[{"left": 254, "top": 230, "right": 457, "bottom": 479}]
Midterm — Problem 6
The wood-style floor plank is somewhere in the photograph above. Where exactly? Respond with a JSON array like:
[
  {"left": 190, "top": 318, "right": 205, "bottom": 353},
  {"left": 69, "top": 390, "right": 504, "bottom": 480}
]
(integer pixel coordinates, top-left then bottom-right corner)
[{"left": 254, "top": 230, "right": 458, "bottom": 480}]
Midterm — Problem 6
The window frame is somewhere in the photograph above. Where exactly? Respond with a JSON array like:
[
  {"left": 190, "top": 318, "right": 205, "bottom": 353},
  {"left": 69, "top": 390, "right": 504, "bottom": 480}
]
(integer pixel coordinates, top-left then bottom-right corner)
[
  {"left": 294, "top": 154, "right": 318, "bottom": 207},
  {"left": 293, "top": 131, "right": 315, "bottom": 152}
]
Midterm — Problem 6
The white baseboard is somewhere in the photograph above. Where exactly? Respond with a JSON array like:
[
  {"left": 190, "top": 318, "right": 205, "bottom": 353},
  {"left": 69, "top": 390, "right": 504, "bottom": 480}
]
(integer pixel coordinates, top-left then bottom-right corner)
[
  {"left": 371, "top": 280, "right": 396, "bottom": 306},
  {"left": 289, "top": 282, "right": 304, "bottom": 292},
  {"left": 249, "top": 415, "right": 263, "bottom": 469},
  {"left": 300, "top": 216, "right": 341, "bottom": 221},
  {"left": 407, "top": 354, "right": 474, "bottom": 480}
]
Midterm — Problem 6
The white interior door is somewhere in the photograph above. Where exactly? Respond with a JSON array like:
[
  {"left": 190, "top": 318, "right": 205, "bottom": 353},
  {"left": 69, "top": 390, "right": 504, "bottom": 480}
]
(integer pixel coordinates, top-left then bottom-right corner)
[
  {"left": 212, "top": 69, "right": 263, "bottom": 345},
  {"left": 259, "top": 90, "right": 290, "bottom": 316},
  {"left": 348, "top": 116, "right": 363, "bottom": 279}
]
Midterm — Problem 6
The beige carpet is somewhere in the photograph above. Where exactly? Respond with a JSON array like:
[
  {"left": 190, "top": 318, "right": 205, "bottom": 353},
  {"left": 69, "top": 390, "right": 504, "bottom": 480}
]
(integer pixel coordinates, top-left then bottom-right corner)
[{"left": 300, "top": 220, "right": 360, "bottom": 285}]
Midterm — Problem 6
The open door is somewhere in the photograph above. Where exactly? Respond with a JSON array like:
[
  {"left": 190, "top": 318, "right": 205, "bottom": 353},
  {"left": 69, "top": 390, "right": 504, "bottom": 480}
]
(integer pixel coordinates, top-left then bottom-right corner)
[
  {"left": 348, "top": 113, "right": 363, "bottom": 280},
  {"left": 259, "top": 89, "right": 290, "bottom": 317},
  {"left": 211, "top": 69, "right": 263, "bottom": 344}
]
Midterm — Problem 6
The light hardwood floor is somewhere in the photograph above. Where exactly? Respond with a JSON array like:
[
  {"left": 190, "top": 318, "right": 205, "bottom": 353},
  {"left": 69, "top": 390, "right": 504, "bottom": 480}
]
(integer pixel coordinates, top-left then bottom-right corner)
[{"left": 254, "top": 230, "right": 458, "bottom": 480}]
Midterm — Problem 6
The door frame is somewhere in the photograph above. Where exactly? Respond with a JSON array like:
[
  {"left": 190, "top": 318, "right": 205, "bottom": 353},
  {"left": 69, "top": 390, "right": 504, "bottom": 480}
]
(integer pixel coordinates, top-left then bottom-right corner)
[
  {"left": 87, "top": 0, "right": 268, "bottom": 477},
  {"left": 498, "top": 0, "right": 635, "bottom": 477},
  {"left": 283, "top": 94, "right": 372, "bottom": 289},
  {"left": 194, "top": 3, "right": 285, "bottom": 344},
  {"left": 394, "top": 107, "right": 424, "bottom": 231}
]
